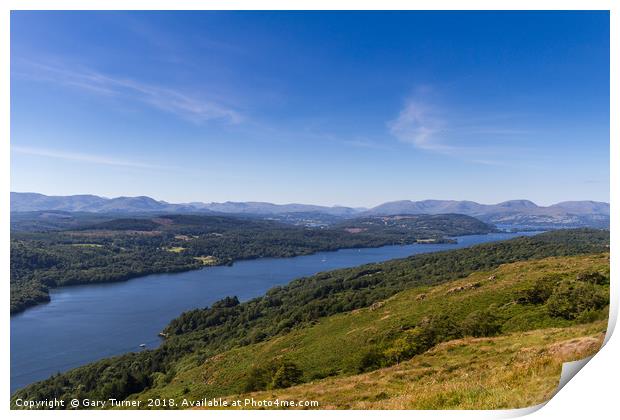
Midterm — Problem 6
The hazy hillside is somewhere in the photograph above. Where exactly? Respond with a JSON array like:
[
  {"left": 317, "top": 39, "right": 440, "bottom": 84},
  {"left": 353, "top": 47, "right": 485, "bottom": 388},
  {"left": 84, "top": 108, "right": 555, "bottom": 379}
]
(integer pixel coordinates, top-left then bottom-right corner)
[
  {"left": 11, "top": 192, "right": 609, "bottom": 228},
  {"left": 10, "top": 192, "right": 359, "bottom": 216},
  {"left": 365, "top": 199, "right": 609, "bottom": 228},
  {"left": 10, "top": 193, "right": 109, "bottom": 212},
  {"left": 365, "top": 198, "right": 609, "bottom": 217}
]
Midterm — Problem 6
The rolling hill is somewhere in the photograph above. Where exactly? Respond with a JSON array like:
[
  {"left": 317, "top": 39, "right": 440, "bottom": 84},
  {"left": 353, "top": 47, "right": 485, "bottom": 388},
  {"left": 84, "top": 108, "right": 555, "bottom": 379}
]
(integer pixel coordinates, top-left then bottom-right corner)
[{"left": 11, "top": 193, "right": 609, "bottom": 228}]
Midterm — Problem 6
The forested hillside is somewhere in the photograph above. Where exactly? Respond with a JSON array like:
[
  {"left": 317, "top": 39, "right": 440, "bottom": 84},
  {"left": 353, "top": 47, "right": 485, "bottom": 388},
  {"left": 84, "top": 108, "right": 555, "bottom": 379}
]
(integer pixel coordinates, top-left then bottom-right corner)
[
  {"left": 11, "top": 229, "right": 609, "bottom": 407},
  {"left": 10, "top": 213, "right": 494, "bottom": 313}
]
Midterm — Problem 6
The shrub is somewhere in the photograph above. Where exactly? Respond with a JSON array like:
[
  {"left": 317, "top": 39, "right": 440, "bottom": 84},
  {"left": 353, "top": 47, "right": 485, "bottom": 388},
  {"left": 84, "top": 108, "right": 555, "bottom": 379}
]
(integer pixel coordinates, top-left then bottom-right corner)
[
  {"left": 575, "top": 308, "right": 607, "bottom": 324},
  {"left": 461, "top": 310, "right": 502, "bottom": 337},
  {"left": 576, "top": 271, "right": 609, "bottom": 285},
  {"left": 243, "top": 360, "right": 303, "bottom": 392},
  {"left": 547, "top": 280, "right": 608, "bottom": 320},
  {"left": 358, "top": 347, "right": 386, "bottom": 373},
  {"left": 383, "top": 315, "right": 462, "bottom": 366},
  {"left": 417, "top": 314, "right": 462, "bottom": 344},
  {"left": 521, "top": 274, "right": 562, "bottom": 304},
  {"left": 243, "top": 366, "right": 270, "bottom": 392},
  {"left": 383, "top": 331, "right": 421, "bottom": 365},
  {"left": 269, "top": 362, "right": 303, "bottom": 389}
]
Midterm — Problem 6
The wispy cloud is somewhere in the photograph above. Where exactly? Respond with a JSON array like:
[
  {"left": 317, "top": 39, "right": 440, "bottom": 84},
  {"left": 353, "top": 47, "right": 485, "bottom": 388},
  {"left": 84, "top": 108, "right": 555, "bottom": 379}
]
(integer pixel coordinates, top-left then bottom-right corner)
[
  {"left": 388, "top": 92, "right": 531, "bottom": 165},
  {"left": 388, "top": 100, "right": 454, "bottom": 153},
  {"left": 12, "top": 145, "right": 170, "bottom": 170},
  {"left": 15, "top": 60, "right": 242, "bottom": 124}
]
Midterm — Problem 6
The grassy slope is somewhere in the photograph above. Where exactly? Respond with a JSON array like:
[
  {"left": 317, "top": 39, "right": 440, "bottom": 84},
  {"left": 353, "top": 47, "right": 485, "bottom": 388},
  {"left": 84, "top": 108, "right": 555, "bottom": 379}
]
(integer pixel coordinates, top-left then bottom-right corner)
[
  {"left": 240, "top": 322, "right": 605, "bottom": 409},
  {"left": 129, "top": 253, "right": 609, "bottom": 408}
]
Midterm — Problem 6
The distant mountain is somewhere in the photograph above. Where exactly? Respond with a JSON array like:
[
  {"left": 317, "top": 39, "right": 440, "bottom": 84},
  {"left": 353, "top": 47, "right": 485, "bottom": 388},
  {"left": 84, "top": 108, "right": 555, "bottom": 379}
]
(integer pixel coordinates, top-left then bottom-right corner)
[
  {"left": 366, "top": 199, "right": 545, "bottom": 216},
  {"left": 10, "top": 192, "right": 359, "bottom": 217},
  {"left": 10, "top": 193, "right": 609, "bottom": 228},
  {"left": 187, "top": 201, "right": 360, "bottom": 217},
  {"left": 366, "top": 200, "right": 486, "bottom": 216},
  {"left": 10, "top": 192, "right": 109, "bottom": 212},
  {"left": 549, "top": 201, "right": 611, "bottom": 215},
  {"left": 364, "top": 199, "right": 609, "bottom": 228}
]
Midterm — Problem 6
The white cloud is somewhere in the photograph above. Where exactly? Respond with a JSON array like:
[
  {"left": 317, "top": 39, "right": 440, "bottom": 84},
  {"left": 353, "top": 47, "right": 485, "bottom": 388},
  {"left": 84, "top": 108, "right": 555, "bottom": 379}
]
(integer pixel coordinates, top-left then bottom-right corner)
[
  {"left": 387, "top": 94, "right": 532, "bottom": 167},
  {"left": 387, "top": 100, "right": 455, "bottom": 153},
  {"left": 12, "top": 145, "right": 170, "bottom": 170},
  {"left": 16, "top": 60, "right": 242, "bottom": 124}
]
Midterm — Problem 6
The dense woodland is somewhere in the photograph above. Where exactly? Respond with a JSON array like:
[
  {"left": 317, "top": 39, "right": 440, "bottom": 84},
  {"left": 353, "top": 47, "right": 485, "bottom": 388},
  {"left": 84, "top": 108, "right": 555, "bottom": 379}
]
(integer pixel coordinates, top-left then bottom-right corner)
[
  {"left": 10, "top": 213, "right": 494, "bottom": 313},
  {"left": 11, "top": 229, "right": 609, "bottom": 406}
]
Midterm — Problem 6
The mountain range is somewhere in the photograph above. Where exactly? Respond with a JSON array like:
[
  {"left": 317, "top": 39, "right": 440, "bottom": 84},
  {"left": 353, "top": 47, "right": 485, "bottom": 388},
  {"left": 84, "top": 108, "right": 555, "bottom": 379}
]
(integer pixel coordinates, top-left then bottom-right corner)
[
  {"left": 364, "top": 199, "right": 610, "bottom": 227},
  {"left": 10, "top": 192, "right": 610, "bottom": 228}
]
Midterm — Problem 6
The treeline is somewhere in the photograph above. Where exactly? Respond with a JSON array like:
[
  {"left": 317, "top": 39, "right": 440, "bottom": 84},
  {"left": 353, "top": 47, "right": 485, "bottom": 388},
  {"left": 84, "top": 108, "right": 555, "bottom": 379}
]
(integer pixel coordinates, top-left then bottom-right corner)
[
  {"left": 11, "top": 229, "right": 609, "bottom": 406},
  {"left": 10, "top": 213, "right": 494, "bottom": 313},
  {"left": 10, "top": 238, "right": 200, "bottom": 313}
]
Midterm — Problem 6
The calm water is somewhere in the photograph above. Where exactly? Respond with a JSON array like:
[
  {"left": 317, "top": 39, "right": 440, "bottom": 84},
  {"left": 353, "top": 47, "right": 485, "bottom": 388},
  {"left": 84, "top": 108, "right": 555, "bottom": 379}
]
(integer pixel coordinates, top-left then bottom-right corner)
[{"left": 10, "top": 231, "right": 538, "bottom": 393}]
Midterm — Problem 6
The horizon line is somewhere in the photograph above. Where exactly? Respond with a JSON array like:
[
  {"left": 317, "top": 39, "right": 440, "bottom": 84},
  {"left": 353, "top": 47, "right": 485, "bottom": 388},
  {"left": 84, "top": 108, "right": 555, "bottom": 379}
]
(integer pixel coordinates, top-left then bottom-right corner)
[{"left": 9, "top": 191, "right": 610, "bottom": 210}]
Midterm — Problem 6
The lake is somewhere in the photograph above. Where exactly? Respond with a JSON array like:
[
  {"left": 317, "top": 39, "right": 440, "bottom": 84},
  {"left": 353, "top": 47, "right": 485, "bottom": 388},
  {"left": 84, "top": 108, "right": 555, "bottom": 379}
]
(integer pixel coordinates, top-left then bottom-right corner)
[{"left": 10, "top": 231, "right": 538, "bottom": 393}]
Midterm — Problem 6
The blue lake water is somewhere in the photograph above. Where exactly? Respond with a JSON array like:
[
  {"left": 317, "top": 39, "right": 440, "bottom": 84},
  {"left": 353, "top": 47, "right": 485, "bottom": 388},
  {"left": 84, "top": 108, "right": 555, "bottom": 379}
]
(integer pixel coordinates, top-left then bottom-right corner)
[{"left": 10, "top": 231, "right": 539, "bottom": 393}]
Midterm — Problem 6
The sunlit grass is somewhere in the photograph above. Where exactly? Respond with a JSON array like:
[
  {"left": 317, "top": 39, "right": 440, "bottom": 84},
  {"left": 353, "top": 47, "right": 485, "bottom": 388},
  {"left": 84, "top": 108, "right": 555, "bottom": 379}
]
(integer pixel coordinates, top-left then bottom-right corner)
[
  {"left": 166, "top": 247, "right": 186, "bottom": 253},
  {"left": 193, "top": 256, "right": 218, "bottom": 265},
  {"left": 235, "top": 322, "right": 604, "bottom": 409}
]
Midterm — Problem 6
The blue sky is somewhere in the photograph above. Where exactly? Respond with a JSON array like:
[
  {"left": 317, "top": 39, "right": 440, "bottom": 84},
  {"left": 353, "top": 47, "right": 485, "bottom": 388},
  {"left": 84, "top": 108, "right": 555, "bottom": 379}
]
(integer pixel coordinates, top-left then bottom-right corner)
[{"left": 10, "top": 11, "right": 609, "bottom": 207}]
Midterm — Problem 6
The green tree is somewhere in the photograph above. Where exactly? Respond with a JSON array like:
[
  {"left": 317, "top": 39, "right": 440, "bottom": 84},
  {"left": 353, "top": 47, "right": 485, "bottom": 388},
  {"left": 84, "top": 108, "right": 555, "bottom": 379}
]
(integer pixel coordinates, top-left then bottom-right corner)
[
  {"left": 243, "top": 366, "right": 269, "bottom": 392},
  {"left": 461, "top": 310, "right": 502, "bottom": 337},
  {"left": 269, "top": 361, "right": 303, "bottom": 389},
  {"left": 358, "top": 347, "right": 386, "bottom": 372},
  {"left": 522, "top": 275, "right": 561, "bottom": 304}
]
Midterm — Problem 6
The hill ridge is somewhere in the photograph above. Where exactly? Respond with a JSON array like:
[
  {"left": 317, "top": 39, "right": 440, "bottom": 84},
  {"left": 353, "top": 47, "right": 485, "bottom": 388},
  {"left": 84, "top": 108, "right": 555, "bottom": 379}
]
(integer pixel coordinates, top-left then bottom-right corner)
[{"left": 10, "top": 192, "right": 609, "bottom": 226}]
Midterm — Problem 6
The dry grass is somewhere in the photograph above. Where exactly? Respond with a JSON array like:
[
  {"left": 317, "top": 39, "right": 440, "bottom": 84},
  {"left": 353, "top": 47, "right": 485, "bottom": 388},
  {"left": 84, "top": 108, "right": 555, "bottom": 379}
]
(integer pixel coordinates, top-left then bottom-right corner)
[
  {"left": 193, "top": 256, "right": 218, "bottom": 265},
  {"left": 166, "top": 247, "right": 186, "bottom": 253},
  {"left": 228, "top": 322, "right": 605, "bottom": 410}
]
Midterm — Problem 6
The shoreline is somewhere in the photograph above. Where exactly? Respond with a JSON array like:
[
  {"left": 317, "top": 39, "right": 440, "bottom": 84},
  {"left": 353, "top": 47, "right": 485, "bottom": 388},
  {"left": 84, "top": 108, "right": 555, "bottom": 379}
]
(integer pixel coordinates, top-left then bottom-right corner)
[{"left": 10, "top": 234, "right": 474, "bottom": 316}]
